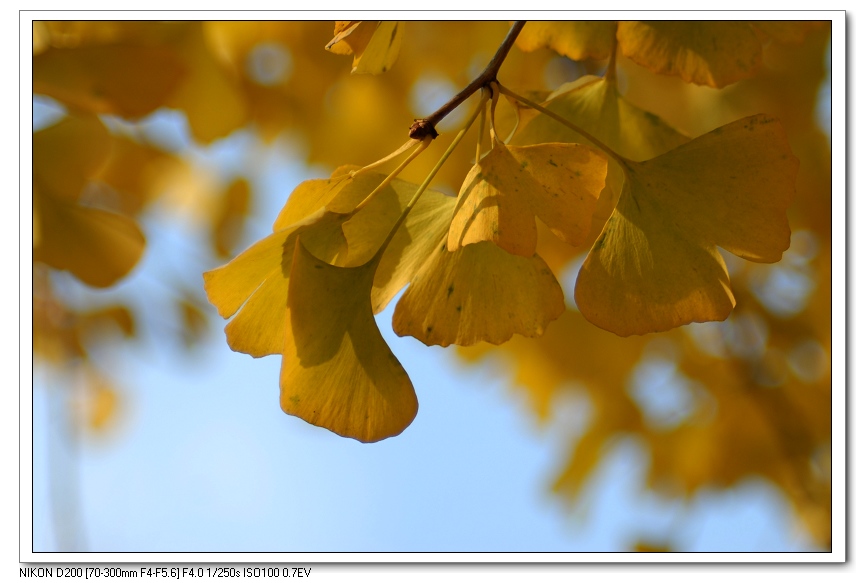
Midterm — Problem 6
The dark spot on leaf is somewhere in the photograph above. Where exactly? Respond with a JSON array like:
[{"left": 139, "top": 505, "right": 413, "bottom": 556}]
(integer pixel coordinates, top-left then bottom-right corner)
[
  {"left": 644, "top": 111, "right": 661, "bottom": 126},
  {"left": 447, "top": 283, "right": 454, "bottom": 297},
  {"left": 520, "top": 160, "right": 528, "bottom": 170},
  {"left": 426, "top": 326, "right": 433, "bottom": 334},
  {"left": 456, "top": 305, "right": 462, "bottom": 312},
  {"left": 548, "top": 159, "right": 558, "bottom": 167},
  {"left": 595, "top": 231, "right": 607, "bottom": 250},
  {"left": 314, "top": 264, "right": 323, "bottom": 269},
  {"left": 389, "top": 25, "right": 398, "bottom": 46}
]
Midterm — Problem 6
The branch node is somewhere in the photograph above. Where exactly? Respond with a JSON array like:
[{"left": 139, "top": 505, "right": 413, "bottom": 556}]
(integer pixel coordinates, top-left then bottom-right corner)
[{"left": 409, "top": 119, "right": 439, "bottom": 140}]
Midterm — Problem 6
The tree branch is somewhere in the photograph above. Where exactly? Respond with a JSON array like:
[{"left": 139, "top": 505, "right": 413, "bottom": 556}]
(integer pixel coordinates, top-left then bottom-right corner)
[{"left": 409, "top": 21, "right": 526, "bottom": 140}]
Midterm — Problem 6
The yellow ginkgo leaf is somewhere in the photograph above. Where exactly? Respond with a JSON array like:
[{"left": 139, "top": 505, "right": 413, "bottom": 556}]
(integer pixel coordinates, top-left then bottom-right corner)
[
  {"left": 33, "top": 114, "right": 112, "bottom": 202},
  {"left": 34, "top": 187, "right": 146, "bottom": 288},
  {"left": 163, "top": 24, "right": 248, "bottom": 143},
  {"left": 617, "top": 21, "right": 762, "bottom": 88},
  {"left": 448, "top": 139, "right": 606, "bottom": 257},
  {"left": 204, "top": 213, "right": 347, "bottom": 357},
  {"left": 752, "top": 21, "right": 823, "bottom": 45},
  {"left": 95, "top": 134, "right": 181, "bottom": 215},
  {"left": 325, "top": 21, "right": 403, "bottom": 75},
  {"left": 281, "top": 240, "right": 417, "bottom": 442},
  {"left": 576, "top": 114, "right": 798, "bottom": 336},
  {"left": 204, "top": 167, "right": 411, "bottom": 357},
  {"left": 515, "top": 75, "right": 690, "bottom": 162},
  {"left": 514, "top": 75, "right": 690, "bottom": 254},
  {"left": 71, "top": 368, "right": 122, "bottom": 433},
  {"left": 394, "top": 239, "right": 565, "bottom": 347},
  {"left": 33, "top": 44, "right": 186, "bottom": 118},
  {"left": 341, "top": 181, "right": 457, "bottom": 313},
  {"left": 211, "top": 178, "right": 251, "bottom": 258},
  {"left": 515, "top": 21, "right": 617, "bottom": 61},
  {"left": 271, "top": 165, "right": 398, "bottom": 231}
]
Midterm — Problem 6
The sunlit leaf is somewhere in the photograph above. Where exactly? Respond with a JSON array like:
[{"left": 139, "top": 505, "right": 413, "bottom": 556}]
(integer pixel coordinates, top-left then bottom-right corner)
[
  {"left": 516, "top": 21, "right": 617, "bottom": 61},
  {"left": 394, "top": 239, "right": 565, "bottom": 347},
  {"left": 280, "top": 240, "right": 417, "bottom": 442},
  {"left": 617, "top": 21, "right": 762, "bottom": 88},
  {"left": 448, "top": 139, "right": 606, "bottom": 257},
  {"left": 576, "top": 115, "right": 798, "bottom": 336}
]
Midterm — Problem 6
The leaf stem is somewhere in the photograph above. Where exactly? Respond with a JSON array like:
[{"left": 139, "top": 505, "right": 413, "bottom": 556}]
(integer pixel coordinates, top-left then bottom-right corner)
[
  {"left": 496, "top": 83, "right": 630, "bottom": 168},
  {"left": 605, "top": 34, "right": 619, "bottom": 87},
  {"left": 377, "top": 94, "right": 489, "bottom": 260},
  {"left": 409, "top": 21, "right": 525, "bottom": 140},
  {"left": 354, "top": 137, "right": 432, "bottom": 211},
  {"left": 475, "top": 90, "right": 488, "bottom": 164},
  {"left": 349, "top": 139, "right": 419, "bottom": 178}
]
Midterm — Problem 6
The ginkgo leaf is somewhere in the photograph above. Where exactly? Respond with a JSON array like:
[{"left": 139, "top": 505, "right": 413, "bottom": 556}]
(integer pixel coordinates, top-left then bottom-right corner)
[
  {"left": 513, "top": 75, "right": 690, "bottom": 254},
  {"left": 33, "top": 44, "right": 186, "bottom": 118},
  {"left": 448, "top": 139, "right": 606, "bottom": 257},
  {"left": 325, "top": 21, "right": 404, "bottom": 74},
  {"left": 515, "top": 75, "right": 689, "bottom": 162},
  {"left": 515, "top": 21, "right": 617, "bottom": 61},
  {"left": 271, "top": 165, "right": 400, "bottom": 231},
  {"left": 34, "top": 187, "right": 146, "bottom": 288},
  {"left": 204, "top": 213, "right": 347, "bottom": 357},
  {"left": 343, "top": 185, "right": 457, "bottom": 313},
  {"left": 33, "top": 114, "right": 112, "bottom": 202},
  {"left": 163, "top": 24, "right": 248, "bottom": 143},
  {"left": 204, "top": 167, "right": 411, "bottom": 357},
  {"left": 95, "top": 134, "right": 181, "bottom": 215},
  {"left": 576, "top": 114, "right": 798, "bottom": 336},
  {"left": 617, "top": 21, "right": 762, "bottom": 88},
  {"left": 212, "top": 178, "right": 251, "bottom": 258},
  {"left": 752, "top": 21, "right": 823, "bottom": 45},
  {"left": 394, "top": 239, "right": 565, "bottom": 347},
  {"left": 281, "top": 240, "right": 417, "bottom": 442}
]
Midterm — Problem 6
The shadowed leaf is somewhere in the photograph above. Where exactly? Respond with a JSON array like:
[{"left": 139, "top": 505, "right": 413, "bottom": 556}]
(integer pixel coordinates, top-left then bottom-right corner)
[
  {"left": 618, "top": 21, "right": 762, "bottom": 88},
  {"left": 576, "top": 114, "right": 798, "bottom": 336},
  {"left": 516, "top": 21, "right": 617, "bottom": 61},
  {"left": 281, "top": 240, "right": 417, "bottom": 442},
  {"left": 33, "top": 44, "right": 186, "bottom": 118}
]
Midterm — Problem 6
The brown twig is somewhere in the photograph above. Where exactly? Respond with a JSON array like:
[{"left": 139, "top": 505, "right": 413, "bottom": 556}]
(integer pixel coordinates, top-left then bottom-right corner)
[{"left": 409, "top": 21, "right": 526, "bottom": 140}]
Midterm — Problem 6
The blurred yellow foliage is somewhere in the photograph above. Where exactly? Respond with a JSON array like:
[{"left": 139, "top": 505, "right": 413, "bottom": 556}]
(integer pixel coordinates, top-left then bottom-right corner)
[{"left": 32, "top": 20, "right": 833, "bottom": 549}]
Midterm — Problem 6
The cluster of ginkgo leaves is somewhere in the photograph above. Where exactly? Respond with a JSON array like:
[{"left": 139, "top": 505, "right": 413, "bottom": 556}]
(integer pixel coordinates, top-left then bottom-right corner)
[{"left": 202, "top": 21, "right": 802, "bottom": 443}]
